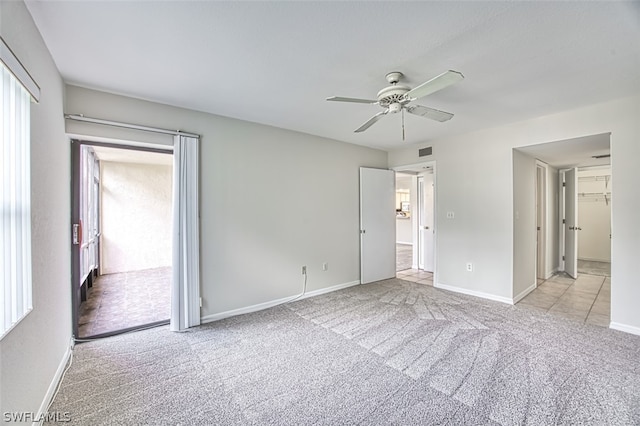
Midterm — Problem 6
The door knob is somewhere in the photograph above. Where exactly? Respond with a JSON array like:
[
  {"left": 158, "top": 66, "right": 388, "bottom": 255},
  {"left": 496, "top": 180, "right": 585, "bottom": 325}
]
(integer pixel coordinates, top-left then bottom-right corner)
[{"left": 569, "top": 226, "right": 575, "bottom": 230}]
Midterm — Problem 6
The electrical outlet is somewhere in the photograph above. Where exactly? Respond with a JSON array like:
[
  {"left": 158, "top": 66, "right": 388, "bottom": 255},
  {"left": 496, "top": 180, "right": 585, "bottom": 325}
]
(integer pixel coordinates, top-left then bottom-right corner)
[
  {"left": 466, "top": 263, "right": 473, "bottom": 272},
  {"left": 447, "top": 211, "right": 455, "bottom": 219},
  {"left": 302, "top": 266, "right": 307, "bottom": 275},
  {"left": 322, "top": 262, "right": 328, "bottom": 271}
]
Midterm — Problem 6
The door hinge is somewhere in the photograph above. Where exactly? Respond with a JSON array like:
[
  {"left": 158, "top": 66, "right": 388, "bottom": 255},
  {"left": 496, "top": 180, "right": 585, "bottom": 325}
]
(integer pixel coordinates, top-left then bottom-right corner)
[
  {"left": 72, "top": 224, "right": 80, "bottom": 245},
  {"left": 562, "top": 219, "right": 566, "bottom": 224},
  {"left": 562, "top": 182, "right": 566, "bottom": 187},
  {"left": 562, "top": 255, "right": 565, "bottom": 261}
]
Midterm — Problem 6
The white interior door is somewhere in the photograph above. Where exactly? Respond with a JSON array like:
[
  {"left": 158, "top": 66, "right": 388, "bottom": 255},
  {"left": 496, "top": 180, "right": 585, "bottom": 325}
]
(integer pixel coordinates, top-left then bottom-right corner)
[
  {"left": 422, "top": 173, "right": 435, "bottom": 272},
  {"left": 360, "top": 167, "right": 396, "bottom": 284},
  {"left": 564, "top": 168, "right": 578, "bottom": 278}
]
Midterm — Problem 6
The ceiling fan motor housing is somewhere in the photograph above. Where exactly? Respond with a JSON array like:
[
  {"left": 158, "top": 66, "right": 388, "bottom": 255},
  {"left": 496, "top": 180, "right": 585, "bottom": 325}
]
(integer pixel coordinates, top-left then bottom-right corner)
[{"left": 376, "top": 85, "right": 410, "bottom": 108}]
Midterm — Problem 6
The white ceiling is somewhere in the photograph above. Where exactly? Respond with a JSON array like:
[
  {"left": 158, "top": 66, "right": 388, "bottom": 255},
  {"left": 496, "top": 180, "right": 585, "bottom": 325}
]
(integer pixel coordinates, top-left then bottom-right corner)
[
  {"left": 517, "top": 133, "right": 611, "bottom": 169},
  {"left": 25, "top": 1, "right": 640, "bottom": 151}
]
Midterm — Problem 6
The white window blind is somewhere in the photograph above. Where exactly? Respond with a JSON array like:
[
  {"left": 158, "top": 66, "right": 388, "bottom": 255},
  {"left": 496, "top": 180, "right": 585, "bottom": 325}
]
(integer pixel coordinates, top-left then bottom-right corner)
[{"left": 0, "top": 50, "right": 34, "bottom": 339}]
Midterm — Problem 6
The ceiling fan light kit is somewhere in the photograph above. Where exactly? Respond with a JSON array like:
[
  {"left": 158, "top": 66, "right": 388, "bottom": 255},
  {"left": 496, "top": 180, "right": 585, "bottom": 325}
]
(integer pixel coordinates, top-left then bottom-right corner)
[{"left": 327, "top": 70, "right": 464, "bottom": 139}]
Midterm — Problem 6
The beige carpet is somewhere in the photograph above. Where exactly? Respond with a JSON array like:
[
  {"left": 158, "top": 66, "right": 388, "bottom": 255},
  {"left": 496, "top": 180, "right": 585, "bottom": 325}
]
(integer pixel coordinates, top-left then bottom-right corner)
[{"left": 49, "top": 278, "right": 640, "bottom": 425}]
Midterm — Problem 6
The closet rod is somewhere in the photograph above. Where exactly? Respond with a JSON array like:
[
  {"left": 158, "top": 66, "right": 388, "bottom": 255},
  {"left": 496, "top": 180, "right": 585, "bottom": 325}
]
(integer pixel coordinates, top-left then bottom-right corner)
[{"left": 64, "top": 114, "right": 199, "bottom": 138}]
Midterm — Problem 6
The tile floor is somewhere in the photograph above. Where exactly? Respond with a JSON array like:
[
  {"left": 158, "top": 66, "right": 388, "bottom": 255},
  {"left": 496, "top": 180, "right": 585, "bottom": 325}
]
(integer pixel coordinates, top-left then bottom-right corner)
[
  {"left": 396, "top": 268, "right": 611, "bottom": 328},
  {"left": 78, "top": 266, "right": 171, "bottom": 337},
  {"left": 578, "top": 259, "right": 611, "bottom": 277},
  {"left": 519, "top": 272, "right": 610, "bottom": 327},
  {"left": 396, "top": 268, "right": 434, "bottom": 286}
]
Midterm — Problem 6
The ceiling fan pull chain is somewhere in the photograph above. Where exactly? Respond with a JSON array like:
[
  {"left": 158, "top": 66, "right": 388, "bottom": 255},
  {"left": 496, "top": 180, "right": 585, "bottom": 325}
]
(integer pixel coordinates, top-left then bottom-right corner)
[{"left": 402, "top": 108, "right": 405, "bottom": 141}]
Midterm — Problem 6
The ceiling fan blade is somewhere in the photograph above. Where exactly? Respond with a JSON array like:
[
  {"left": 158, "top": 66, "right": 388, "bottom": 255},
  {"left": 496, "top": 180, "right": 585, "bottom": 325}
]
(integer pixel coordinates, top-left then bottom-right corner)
[
  {"left": 406, "top": 105, "right": 454, "bottom": 122},
  {"left": 354, "top": 110, "right": 388, "bottom": 133},
  {"left": 405, "top": 70, "right": 464, "bottom": 100},
  {"left": 326, "top": 96, "right": 378, "bottom": 104}
]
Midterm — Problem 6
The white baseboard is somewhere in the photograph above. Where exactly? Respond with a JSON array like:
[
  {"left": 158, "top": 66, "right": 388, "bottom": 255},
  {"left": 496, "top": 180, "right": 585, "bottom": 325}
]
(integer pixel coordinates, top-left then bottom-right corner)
[
  {"left": 201, "top": 280, "right": 360, "bottom": 324},
  {"left": 513, "top": 283, "right": 537, "bottom": 304},
  {"left": 544, "top": 268, "right": 558, "bottom": 280},
  {"left": 34, "top": 337, "right": 74, "bottom": 426},
  {"left": 435, "top": 282, "right": 513, "bottom": 305},
  {"left": 297, "top": 280, "right": 360, "bottom": 300},
  {"left": 609, "top": 322, "right": 640, "bottom": 336},
  {"left": 578, "top": 257, "right": 611, "bottom": 263},
  {"left": 396, "top": 241, "right": 412, "bottom": 246}
]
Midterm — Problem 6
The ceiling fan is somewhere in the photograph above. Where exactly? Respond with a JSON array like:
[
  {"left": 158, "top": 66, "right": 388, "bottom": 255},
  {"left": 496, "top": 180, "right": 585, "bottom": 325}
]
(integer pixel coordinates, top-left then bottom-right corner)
[{"left": 327, "top": 70, "right": 464, "bottom": 139}]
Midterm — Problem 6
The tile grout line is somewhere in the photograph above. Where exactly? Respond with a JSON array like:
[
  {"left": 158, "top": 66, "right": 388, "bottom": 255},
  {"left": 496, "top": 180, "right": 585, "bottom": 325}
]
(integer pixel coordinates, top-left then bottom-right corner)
[
  {"left": 584, "top": 275, "right": 607, "bottom": 321},
  {"left": 546, "top": 275, "right": 574, "bottom": 313}
]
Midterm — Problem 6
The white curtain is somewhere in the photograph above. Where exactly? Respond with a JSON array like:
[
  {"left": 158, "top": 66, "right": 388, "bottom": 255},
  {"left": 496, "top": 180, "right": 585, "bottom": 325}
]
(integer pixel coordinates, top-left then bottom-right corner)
[
  {"left": 0, "top": 66, "right": 33, "bottom": 338},
  {"left": 170, "top": 135, "right": 201, "bottom": 331}
]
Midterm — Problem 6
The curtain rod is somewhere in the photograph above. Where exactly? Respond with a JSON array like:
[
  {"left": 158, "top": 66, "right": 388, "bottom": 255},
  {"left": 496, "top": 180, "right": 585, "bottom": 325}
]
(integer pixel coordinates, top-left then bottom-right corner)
[{"left": 64, "top": 114, "right": 199, "bottom": 138}]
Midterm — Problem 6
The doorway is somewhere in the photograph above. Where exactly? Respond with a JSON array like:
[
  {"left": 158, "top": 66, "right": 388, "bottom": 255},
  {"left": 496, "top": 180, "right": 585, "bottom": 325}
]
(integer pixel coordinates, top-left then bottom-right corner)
[
  {"left": 576, "top": 166, "right": 612, "bottom": 276},
  {"left": 71, "top": 140, "right": 173, "bottom": 339},
  {"left": 393, "top": 162, "right": 436, "bottom": 282},
  {"left": 514, "top": 133, "right": 611, "bottom": 327},
  {"left": 395, "top": 173, "right": 413, "bottom": 272}
]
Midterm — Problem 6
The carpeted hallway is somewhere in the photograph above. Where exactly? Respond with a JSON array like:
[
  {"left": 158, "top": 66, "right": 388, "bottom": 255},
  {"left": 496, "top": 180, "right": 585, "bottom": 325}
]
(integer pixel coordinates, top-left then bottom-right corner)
[{"left": 47, "top": 278, "right": 640, "bottom": 425}]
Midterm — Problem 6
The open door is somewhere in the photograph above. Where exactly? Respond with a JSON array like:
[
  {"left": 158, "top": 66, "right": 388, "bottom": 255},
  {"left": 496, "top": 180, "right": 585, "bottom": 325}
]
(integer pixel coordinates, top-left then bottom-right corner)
[
  {"left": 70, "top": 140, "right": 101, "bottom": 337},
  {"left": 564, "top": 168, "right": 578, "bottom": 278},
  {"left": 360, "top": 167, "right": 396, "bottom": 284}
]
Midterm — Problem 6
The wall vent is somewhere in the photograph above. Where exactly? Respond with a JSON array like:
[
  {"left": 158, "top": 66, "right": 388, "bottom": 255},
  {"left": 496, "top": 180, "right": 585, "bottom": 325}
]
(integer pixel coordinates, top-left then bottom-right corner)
[{"left": 418, "top": 146, "right": 433, "bottom": 157}]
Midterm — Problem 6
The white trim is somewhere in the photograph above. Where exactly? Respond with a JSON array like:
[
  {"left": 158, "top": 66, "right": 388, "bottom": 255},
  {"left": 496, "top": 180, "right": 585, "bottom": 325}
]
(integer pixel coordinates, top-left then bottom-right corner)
[
  {"left": 33, "top": 338, "right": 74, "bottom": 426},
  {"left": 201, "top": 280, "right": 360, "bottom": 324},
  {"left": 299, "top": 280, "right": 360, "bottom": 299},
  {"left": 0, "top": 308, "right": 33, "bottom": 341},
  {"left": 0, "top": 36, "right": 40, "bottom": 101},
  {"left": 513, "top": 282, "right": 537, "bottom": 304},
  {"left": 65, "top": 114, "right": 199, "bottom": 138},
  {"left": 435, "top": 282, "right": 513, "bottom": 305},
  {"left": 609, "top": 322, "right": 640, "bottom": 336},
  {"left": 544, "top": 267, "right": 558, "bottom": 280},
  {"left": 578, "top": 256, "right": 611, "bottom": 263}
]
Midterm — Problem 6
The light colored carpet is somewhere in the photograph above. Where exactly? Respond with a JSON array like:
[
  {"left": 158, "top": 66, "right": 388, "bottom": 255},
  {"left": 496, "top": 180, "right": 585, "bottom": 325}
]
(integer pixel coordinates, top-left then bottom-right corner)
[{"left": 47, "top": 278, "right": 640, "bottom": 425}]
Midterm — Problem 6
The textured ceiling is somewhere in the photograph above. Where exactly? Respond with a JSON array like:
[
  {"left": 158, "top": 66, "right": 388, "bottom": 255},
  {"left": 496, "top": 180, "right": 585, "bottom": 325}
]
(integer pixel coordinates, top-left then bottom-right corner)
[{"left": 25, "top": 1, "right": 640, "bottom": 151}]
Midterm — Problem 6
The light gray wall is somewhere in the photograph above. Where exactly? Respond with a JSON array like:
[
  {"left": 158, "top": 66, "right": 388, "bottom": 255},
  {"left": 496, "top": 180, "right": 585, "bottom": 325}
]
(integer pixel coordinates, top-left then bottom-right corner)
[
  {"left": 396, "top": 218, "right": 412, "bottom": 244},
  {"left": 0, "top": 1, "right": 71, "bottom": 421},
  {"left": 64, "top": 85, "right": 388, "bottom": 317},
  {"left": 389, "top": 94, "right": 640, "bottom": 333},
  {"left": 101, "top": 161, "right": 173, "bottom": 274}
]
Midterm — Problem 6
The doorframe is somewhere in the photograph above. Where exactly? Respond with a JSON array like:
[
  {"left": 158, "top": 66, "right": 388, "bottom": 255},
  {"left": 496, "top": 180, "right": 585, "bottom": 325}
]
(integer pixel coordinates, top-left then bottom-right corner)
[
  {"left": 561, "top": 164, "right": 613, "bottom": 273},
  {"left": 70, "top": 138, "right": 174, "bottom": 339},
  {"left": 392, "top": 161, "right": 437, "bottom": 281},
  {"left": 535, "top": 161, "right": 547, "bottom": 281},
  {"left": 417, "top": 175, "right": 425, "bottom": 271}
]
